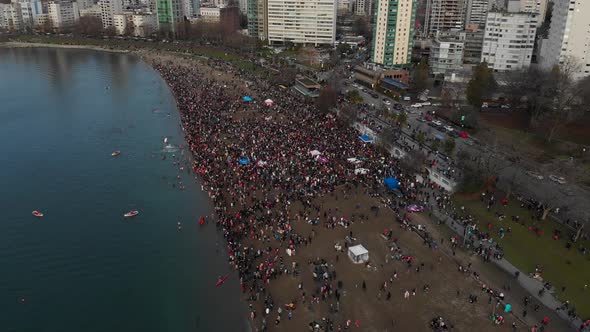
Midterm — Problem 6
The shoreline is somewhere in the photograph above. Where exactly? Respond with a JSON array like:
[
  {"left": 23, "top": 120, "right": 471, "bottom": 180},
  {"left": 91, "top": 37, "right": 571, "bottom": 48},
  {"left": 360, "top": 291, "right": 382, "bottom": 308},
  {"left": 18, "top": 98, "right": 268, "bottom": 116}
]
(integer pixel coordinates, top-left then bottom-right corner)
[{"left": 0, "top": 41, "right": 130, "bottom": 53}]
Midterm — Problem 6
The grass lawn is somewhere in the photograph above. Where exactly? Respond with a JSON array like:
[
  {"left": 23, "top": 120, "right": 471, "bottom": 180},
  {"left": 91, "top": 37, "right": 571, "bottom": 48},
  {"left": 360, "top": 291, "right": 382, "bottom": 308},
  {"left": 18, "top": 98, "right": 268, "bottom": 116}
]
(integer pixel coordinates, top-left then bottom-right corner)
[{"left": 453, "top": 194, "right": 590, "bottom": 318}]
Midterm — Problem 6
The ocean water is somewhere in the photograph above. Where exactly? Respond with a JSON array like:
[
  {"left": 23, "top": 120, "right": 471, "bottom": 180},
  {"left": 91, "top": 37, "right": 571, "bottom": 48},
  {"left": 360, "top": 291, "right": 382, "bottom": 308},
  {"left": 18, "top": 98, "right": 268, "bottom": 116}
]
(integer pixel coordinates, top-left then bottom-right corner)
[{"left": 0, "top": 47, "right": 245, "bottom": 332}]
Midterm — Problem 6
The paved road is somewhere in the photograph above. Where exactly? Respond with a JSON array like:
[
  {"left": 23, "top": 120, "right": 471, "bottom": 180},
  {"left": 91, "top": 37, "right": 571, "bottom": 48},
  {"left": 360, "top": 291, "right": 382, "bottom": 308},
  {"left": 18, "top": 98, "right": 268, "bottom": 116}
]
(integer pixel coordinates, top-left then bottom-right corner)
[{"left": 341, "top": 77, "right": 590, "bottom": 225}]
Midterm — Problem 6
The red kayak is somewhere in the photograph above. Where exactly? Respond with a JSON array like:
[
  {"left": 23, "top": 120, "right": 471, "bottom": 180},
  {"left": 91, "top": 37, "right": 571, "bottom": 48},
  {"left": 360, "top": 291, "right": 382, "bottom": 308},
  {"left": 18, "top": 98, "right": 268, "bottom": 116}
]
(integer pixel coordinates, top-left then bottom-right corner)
[
  {"left": 199, "top": 216, "right": 205, "bottom": 225},
  {"left": 215, "top": 275, "right": 229, "bottom": 287},
  {"left": 32, "top": 210, "right": 44, "bottom": 217},
  {"left": 124, "top": 210, "right": 139, "bottom": 218}
]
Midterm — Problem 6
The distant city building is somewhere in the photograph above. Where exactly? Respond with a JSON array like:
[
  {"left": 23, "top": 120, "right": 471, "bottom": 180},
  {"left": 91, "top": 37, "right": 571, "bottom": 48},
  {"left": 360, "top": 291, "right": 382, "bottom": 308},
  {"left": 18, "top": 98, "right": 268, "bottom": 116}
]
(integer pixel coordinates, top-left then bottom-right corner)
[
  {"left": 463, "top": 28, "right": 484, "bottom": 64},
  {"left": 200, "top": 6, "right": 220, "bottom": 21},
  {"left": 156, "top": 0, "right": 183, "bottom": 32},
  {"left": 19, "top": 0, "right": 43, "bottom": 29},
  {"left": 48, "top": 1, "right": 80, "bottom": 28},
  {"left": 539, "top": 0, "right": 590, "bottom": 79},
  {"left": 265, "top": 0, "right": 336, "bottom": 45},
  {"left": 238, "top": 0, "right": 246, "bottom": 15},
  {"left": 481, "top": 11, "right": 537, "bottom": 71},
  {"left": 100, "top": 0, "right": 123, "bottom": 29},
  {"left": 507, "top": 0, "right": 547, "bottom": 25},
  {"left": 220, "top": 6, "right": 240, "bottom": 33},
  {"left": 0, "top": 2, "right": 22, "bottom": 31},
  {"left": 430, "top": 32, "right": 465, "bottom": 77},
  {"left": 372, "top": 0, "right": 417, "bottom": 67},
  {"left": 246, "top": 0, "right": 266, "bottom": 39},
  {"left": 465, "top": 0, "right": 488, "bottom": 29},
  {"left": 425, "top": 0, "right": 466, "bottom": 36},
  {"left": 80, "top": 4, "right": 102, "bottom": 19},
  {"left": 182, "top": 0, "right": 199, "bottom": 18},
  {"left": 355, "top": 0, "right": 373, "bottom": 17},
  {"left": 337, "top": 0, "right": 353, "bottom": 16},
  {"left": 113, "top": 10, "right": 157, "bottom": 35}
]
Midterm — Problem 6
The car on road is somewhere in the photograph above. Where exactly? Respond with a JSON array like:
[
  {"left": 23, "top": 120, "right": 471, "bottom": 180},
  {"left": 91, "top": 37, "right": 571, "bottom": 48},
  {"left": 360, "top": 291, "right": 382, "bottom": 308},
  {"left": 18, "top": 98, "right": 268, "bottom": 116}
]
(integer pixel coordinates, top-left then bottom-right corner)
[
  {"left": 370, "top": 92, "right": 379, "bottom": 98},
  {"left": 421, "top": 101, "right": 432, "bottom": 106},
  {"left": 384, "top": 100, "right": 392, "bottom": 105},
  {"left": 443, "top": 125, "right": 454, "bottom": 132},
  {"left": 549, "top": 175, "right": 566, "bottom": 184},
  {"left": 458, "top": 132, "right": 469, "bottom": 139},
  {"left": 432, "top": 120, "right": 442, "bottom": 126},
  {"left": 393, "top": 103, "right": 403, "bottom": 110},
  {"left": 428, "top": 122, "right": 439, "bottom": 128},
  {"left": 403, "top": 96, "right": 411, "bottom": 101},
  {"left": 411, "top": 103, "right": 423, "bottom": 108},
  {"left": 448, "top": 131, "right": 459, "bottom": 138},
  {"left": 525, "top": 171, "right": 544, "bottom": 180},
  {"left": 417, "top": 117, "right": 427, "bottom": 123},
  {"left": 424, "top": 115, "right": 433, "bottom": 121}
]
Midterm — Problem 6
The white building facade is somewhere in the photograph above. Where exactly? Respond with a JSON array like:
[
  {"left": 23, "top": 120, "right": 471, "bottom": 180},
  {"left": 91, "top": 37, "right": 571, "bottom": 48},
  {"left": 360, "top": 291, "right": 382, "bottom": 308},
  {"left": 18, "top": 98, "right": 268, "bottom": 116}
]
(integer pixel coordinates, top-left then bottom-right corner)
[
  {"left": 355, "top": 0, "right": 373, "bottom": 17},
  {"left": 481, "top": 11, "right": 537, "bottom": 72},
  {"left": 430, "top": 33, "right": 465, "bottom": 76},
  {"left": 47, "top": 1, "right": 80, "bottom": 28},
  {"left": 507, "top": 0, "right": 547, "bottom": 25},
  {"left": 20, "top": 0, "right": 44, "bottom": 29},
  {"left": 0, "top": 3, "right": 22, "bottom": 31},
  {"left": 266, "top": 0, "right": 336, "bottom": 45},
  {"left": 465, "top": 0, "right": 488, "bottom": 29},
  {"left": 539, "top": 0, "right": 590, "bottom": 79},
  {"left": 99, "top": 0, "right": 123, "bottom": 29}
]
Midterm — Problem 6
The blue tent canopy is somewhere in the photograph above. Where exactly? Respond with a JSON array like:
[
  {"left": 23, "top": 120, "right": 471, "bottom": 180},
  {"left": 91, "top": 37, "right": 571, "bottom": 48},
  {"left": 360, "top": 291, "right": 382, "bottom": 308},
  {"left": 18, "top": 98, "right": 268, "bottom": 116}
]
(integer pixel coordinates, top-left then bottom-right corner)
[
  {"left": 239, "top": 157, "right": 251, "bottom": 165},
  {"left": 243, "top": 96, "right": 253, "bottom": 102},
  {"left": 359, "top": 134, "right": 373, "bottom": 143},
  {"left": 383, "top": 177, "right": 399, "bottom": 190}
]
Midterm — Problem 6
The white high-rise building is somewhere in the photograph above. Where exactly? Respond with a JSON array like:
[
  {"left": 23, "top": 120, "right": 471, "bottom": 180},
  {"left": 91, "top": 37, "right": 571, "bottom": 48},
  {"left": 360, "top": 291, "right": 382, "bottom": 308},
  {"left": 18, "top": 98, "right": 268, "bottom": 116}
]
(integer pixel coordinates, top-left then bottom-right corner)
[
  {"left": 266, "top": 0, "right": 336, "bottom": 45},
  {"left": 465, "top": 0, "right": 488, "bottom": 29},
  {"left": 19, "top": 0, "right": 43, "bottom": 29},
  {"left": 0, "top": 2, "right": 22, "bottom": 31},
  {"left": 507, "top": 0, "right": 547, "bottom": 26},
  {"left": 481, "top": 11, "right": 537, "bottom": 71},
  {"left": 430, "top": 32, "right": 465, "bottom": 76},
  {"left": 540, "top": 0, "right": 590, "bottom": 79},
  {"left": 100, "top": 0, "right": 122, "bottom": 28},
  {"left": 47, "top": 1, "right": 80, "bottom": 28}
]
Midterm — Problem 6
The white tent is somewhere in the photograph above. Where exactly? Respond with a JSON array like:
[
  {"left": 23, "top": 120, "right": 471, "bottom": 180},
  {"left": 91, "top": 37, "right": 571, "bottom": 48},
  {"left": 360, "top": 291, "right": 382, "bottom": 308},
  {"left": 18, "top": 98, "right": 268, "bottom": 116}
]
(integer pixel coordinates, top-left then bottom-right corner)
[
  {"left": 348, "top": 244, "right": 369, "bottom": 264},
  {"left": 354, "top": 168, "right": 369, "bottom": 175},
  {"left": 264, "top": 99, "right": 273, "bottom": 106},
  {"left": 310, "top": 150, "right": 321, "bottom": 157}
]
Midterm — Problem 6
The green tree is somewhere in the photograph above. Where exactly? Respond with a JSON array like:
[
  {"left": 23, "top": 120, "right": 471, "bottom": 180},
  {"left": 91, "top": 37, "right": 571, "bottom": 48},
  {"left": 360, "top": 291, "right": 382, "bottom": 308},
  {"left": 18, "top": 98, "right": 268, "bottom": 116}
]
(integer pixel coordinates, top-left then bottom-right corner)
[
  {"left": 317, "top": 85, "right": 338, "bottom": 113},
  {"left": 397, "top": 112, "right": 408, "bottom": 127},
  {"left": 466, "top": 62, "right": 496, "bottom": 110},
  {"left": 416, "top": 132, "right": 426, "bottom": 146},
  {"left": 346, "top": 90, "right": 363, "bottom": 104},
  {"left": 443, "top": 138, "right": 456, "bottom": 155},
  {"left": 412, "top": 59, "right": 429, "bottom": 92}
]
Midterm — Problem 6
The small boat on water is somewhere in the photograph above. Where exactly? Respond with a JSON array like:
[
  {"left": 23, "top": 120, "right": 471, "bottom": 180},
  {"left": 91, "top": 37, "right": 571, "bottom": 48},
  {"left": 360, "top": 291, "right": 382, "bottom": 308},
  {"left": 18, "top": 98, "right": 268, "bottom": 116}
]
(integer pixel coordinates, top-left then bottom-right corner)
[
  {"left": 215, "top": 274, "right": 229, "bottom": 287},
  {"left": 164, "top": 137, "right": 168, "bottom": 144},
  {"left": 111, "top": 151, "right": 121, "bottom": 157},
  {"left": 124, "top": 210, "right": 139, "bottom": 218},
  {"left": 32, "top": 210, "right": 44, "bottom": 217}
]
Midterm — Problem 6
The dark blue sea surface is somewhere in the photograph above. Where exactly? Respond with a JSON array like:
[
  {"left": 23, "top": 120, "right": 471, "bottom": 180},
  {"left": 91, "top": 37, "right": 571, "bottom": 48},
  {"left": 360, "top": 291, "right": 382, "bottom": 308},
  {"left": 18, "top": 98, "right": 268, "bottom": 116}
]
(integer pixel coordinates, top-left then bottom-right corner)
[{"left": 0, "top": 47, "right": 246, "bottom": 332}]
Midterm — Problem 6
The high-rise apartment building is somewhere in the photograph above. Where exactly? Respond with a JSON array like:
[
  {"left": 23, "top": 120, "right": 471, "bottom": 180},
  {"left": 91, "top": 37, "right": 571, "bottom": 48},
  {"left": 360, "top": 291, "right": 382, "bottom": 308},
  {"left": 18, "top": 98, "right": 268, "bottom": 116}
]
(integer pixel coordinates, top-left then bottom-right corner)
[
  {"left": 266, "top": 0, "right": 336, "bottom": 45},
  {"left": 539, "top": 0, "right": 590, "bottom": 79},
  {"left": 372, "top": 0, "right": 417, "bottom": 67},
  {"left": 424, "top": 0, "right": 466, "bottom": 36},
  {"left": 100, "top": 0, "right": 123, "bottom": 29},
  {"left": 465, "top": 0, "right": 488, "bottom": 29},
  {"left": 19, "top": 0, "right": 43, "bottom": 29},
  {"left": 507, "top": 0, "right": 547, "bottom": 25},
  {"left": 0, "top": 2, "right": 22, "bottom": 31},
  {"left": 156, "top": 0, "right": 183, "bottom": 32},
  {"left": 355, "top": 0, "right": 373, "bottom": 17},
  {"left": 48, "top": 1, "right": 79, "bottom": 28},
  {"left": 481, "top": 11, "right": 537, "bottom": 71},
  {"left": 247, "top": 0, "right": 266, "bottom": 39}
]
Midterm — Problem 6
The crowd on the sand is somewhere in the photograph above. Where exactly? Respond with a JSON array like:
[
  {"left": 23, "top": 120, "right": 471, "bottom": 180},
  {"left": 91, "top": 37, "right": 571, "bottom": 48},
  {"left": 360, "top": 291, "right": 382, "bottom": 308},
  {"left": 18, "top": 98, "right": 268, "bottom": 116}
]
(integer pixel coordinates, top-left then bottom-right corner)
[
  {"left": 150, "top": 54, "right": 587, "bottom": 332},
  {"left": 151, "top": 56, "right": 455, "bottom": 331}
]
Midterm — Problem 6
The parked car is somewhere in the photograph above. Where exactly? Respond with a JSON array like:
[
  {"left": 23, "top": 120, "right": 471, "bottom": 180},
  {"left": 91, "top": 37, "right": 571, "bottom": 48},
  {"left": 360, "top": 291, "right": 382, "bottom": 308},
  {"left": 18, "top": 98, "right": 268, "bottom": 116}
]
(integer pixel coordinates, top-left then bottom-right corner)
[
  {"left": 443, "top": 125, "right": 454, "bottom": 132},
  {"left": 448, "top": 131, "right": 459, "bottom": 138},
  {"left": 421, "top": 101, "right": 432, "bottom": 106},
  {"left": 526, "top": 171, "right": 544, "bottom": 180},
  {"left": 393, "top": 103, "right": 403, "bottom": 110},
  {"left": 549, "top": 175, "right": 566, "bottom": 184},
  {"left": 403, "top": 96, "right": 411, "bottom": 101},
  {"left": 424, "top": 115, "right": 433, "bottom": 122},
  {"left": 458, "top": 132, "right": 469, "bottom": 139},
  {"left": 370, "top": 92, "right": 379, "bottom": 98},
  {"left": 417, "top": 117, "right": 427, "bottom": 123},
  {"left": 432, "top": 120, "right": 442, "bottom": 126},
  {"left": 428, "top": 122, "right": 439, "bottom": 128},
  {"left": 411, "top": 103, "right": 423, "bottom": 108}
]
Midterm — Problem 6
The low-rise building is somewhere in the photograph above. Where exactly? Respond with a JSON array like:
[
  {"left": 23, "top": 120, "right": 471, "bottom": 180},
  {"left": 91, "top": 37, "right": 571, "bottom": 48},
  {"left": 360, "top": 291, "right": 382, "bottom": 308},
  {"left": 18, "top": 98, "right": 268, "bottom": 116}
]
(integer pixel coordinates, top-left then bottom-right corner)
[
  {"left": 481, "top": 11, "right": 537, "bottom": 72},
  {"left": 294, "top": 77, "right": 321, "bottom": 97},
  {"left": 352, "top": 65, "right": 410, "bottom": 89},
  {"left": 429, "top": 32, "right": 465, "bottom": 77},
  {"left": 113, "top": 10, "right": 157, "bottom": 36}
]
